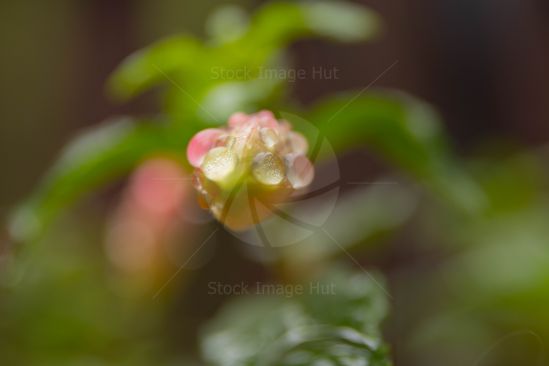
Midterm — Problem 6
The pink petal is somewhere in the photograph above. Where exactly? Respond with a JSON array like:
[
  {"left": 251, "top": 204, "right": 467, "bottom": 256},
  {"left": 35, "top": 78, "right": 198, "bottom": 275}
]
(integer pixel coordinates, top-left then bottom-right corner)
[
  {"left": 254, "top": 110, "right": 278, "bottom": 129},
  {"left": 228, "top": 112, "right": 249, "bottom": 128},
  {"left": 187, "top": 128, "right": 224, "bottom": 167}
]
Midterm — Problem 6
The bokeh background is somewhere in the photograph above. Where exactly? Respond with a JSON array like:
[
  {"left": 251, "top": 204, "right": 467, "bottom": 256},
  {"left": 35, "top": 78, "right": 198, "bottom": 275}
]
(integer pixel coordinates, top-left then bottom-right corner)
[{"left": 1, "top": 1, "right": 549, "bottom": 365}]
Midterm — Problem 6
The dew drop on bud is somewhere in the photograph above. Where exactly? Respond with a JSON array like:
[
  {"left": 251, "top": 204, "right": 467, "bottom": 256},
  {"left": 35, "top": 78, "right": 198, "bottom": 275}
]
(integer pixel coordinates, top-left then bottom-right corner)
[
  {"left": 202, "top": 147, "right": 237, "bottom": 183},
  {"left": 256, "top": 110, "right": 277, "bottom": 128},
  {"left": 187, "top": 128, "right": 224, "bottom": 167},
  {"left": 260, "top": 127, "right": 279, "bottom": 150},
  {"left": 288, "top": 131, "right": 308, "bottom": 155},
  {"left": 285, "top": 153, "right": 314, "bottom": 189},
  {"left": 252, "top": 152, "right": 285, "bottom": 186}
]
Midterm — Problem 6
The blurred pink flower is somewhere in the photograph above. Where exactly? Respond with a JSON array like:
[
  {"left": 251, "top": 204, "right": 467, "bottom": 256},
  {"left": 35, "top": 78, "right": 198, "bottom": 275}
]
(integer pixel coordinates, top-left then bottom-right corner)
[{"left": 105, "top": 158, "right": 193, "bottom": 287}]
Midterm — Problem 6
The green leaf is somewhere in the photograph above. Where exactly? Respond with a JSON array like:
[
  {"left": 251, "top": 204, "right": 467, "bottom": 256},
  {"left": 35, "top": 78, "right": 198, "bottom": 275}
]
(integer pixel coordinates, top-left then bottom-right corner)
[
  {"left": 244, "top": 1, "right": 381, "bottom": 48},
  {"left": 8, "top": 118, "right": 185, "bottom": 242},
  {"left": 107, "top": 35, "right": 202, "bottom": 100},
  {"left": 273, "top": 183, "right": 418, "bottom": 266},
  {"left": 200, "top": 266, "right": 391, "bottom": 366},
  {"left": 206, "top": 5, "right": 250, "bottom": 44},
  {"left": 303, "top": 1, "right": 381, "bottom": 42},
  {"left": 107, "top": 2, "right": 380, "bottom": 126},
  {"left": 307, "top": 90, "right": 487, "bottom": 215},
  {"left": 199, "top": 78, "right": 283, "bottom": 124}
]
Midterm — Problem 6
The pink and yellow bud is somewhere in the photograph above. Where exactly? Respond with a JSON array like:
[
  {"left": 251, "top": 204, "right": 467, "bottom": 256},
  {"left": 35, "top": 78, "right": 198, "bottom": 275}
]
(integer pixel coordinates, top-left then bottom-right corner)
[{"left": 187, "top": 110, "right": 314, "bottom": 230}]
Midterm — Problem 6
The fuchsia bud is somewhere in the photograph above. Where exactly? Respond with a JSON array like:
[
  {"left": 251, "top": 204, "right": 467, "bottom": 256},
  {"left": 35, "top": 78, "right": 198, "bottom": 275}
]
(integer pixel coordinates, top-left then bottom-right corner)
[{"left": 187, "top": 110, "right": 314, "bottom": 230}]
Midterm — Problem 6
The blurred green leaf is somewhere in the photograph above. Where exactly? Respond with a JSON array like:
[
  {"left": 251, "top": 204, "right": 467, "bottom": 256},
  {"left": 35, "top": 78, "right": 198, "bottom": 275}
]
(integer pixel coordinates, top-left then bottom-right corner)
[
  {"left": 107, "top": 35, "right": 202, "bottom": 101},
  {"left": 108, "top": 1, "right": 380, "bottom": 125},
  {"left": 277, "top": 183, "right": 418, "bottom": 266},
  {"left": 200, "top": 266, "right": 391, "bottom": 366},
  {"left": 200, "top": 78, "right": 283, "bottom": 123},
  {"left": 0, "top": 219, "right": 166, "bottom": 366},
  {"left": 391, "top": 149, "right": 549, "bottom": 366},
  {"left": 8, "top": 118, "right": 185, "bottom": 242},
  {"left": 308, "top": 90, "right": 486, "bottom": 215},
  {"left": 244, "top": 1, "right": 380, "bottom": 47},
  {"left": 206, "top": 5, "right": 250, "bottom": 44}
]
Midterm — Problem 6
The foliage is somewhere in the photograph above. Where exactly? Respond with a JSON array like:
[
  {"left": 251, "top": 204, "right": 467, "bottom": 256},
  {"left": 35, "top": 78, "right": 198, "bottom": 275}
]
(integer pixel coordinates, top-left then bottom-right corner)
[{"left": 201, "top": 267, "right": 390, "bottom": 366}]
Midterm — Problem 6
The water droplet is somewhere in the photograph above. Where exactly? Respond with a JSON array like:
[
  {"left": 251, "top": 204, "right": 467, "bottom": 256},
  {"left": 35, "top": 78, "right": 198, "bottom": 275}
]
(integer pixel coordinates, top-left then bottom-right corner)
[
  {"left": 260, "top": 127, "right": 279, "bottom": 149},
  {"left": 288, "top": 132, "right": 308, "bottom": 155},
  {"left": 187, "top": 128, "right": 224, "bottom": 167},
  {"left": 285, "top": 153, "right": 314, "bottom": 189},
  {"left": 202, "top": 147, "right": 237, "bottom": 183},
  {"left": 252, "top": 152, "right": 285, "bottom": 186}
]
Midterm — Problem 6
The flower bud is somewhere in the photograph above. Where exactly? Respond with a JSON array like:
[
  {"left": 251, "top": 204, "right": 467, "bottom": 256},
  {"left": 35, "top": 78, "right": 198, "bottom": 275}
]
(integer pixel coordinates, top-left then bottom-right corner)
[{"left": 187, "top": 110, "right": 314, "bottom": 230}]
